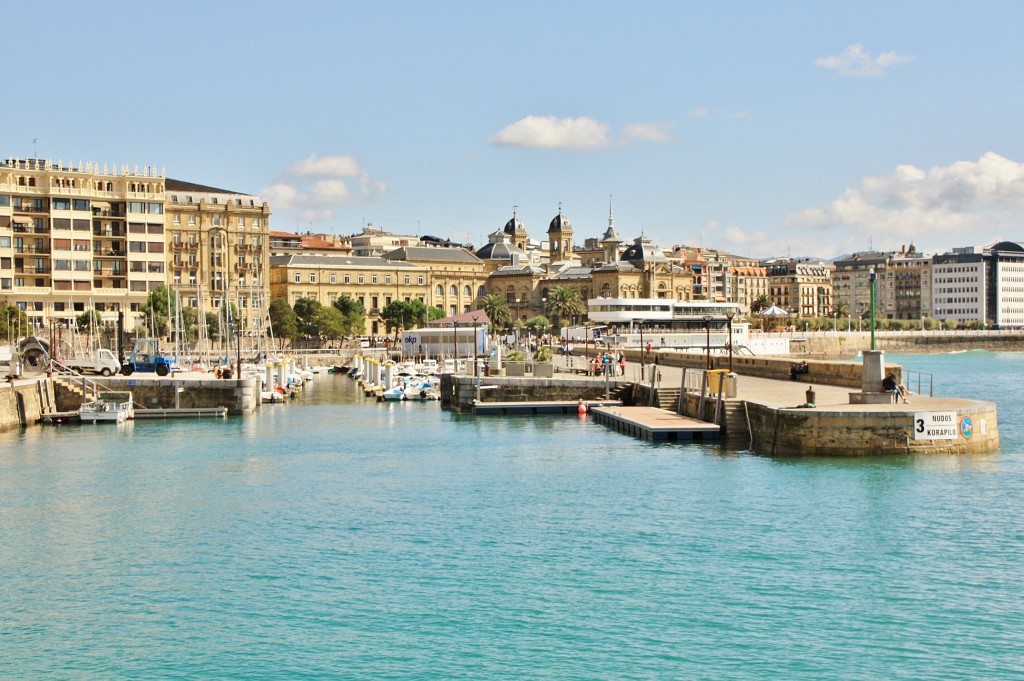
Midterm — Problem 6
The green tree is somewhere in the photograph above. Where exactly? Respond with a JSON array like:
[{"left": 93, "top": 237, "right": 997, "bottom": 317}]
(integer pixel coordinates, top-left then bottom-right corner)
[
  {"left": 381, "top": 300, "right": 416, "bottom": 336},
  {"left": 831, "top": 299, "right": 849, "bottom": 318},
  {"left": 525, "top": 315, "right": 552, "bottom": 336},
  {"left": 314, "top": 306, "right": 348, "bottom": 339},
  {"left": 331, "top": 295, "right": 365, "bottom": 337},
  {"left": 0, "top": 303, "right": 29, "bottom": 341},
  {"left": 293, "top": 297, "right": 323, "bottom": 339},
  {"left": 482, "top": 294, "right": 511, "bottom": 329},
  {"left": 141, "top": 285, "right": 172, "bottom": 337},
  {"left": 75, "top": 310, "right": 103, "bottom": 334},
  {"left": 428, "top": 306, "right": 446, "bottom": 322},
  {"left": 268, "top": 298, "right": 298, "bottom": 342},
  {"left": 750, "top": 294, "right": 772, "bottom": 315},
  {"left": 544, "top": 286, "right": 585, "bottom": 329}
]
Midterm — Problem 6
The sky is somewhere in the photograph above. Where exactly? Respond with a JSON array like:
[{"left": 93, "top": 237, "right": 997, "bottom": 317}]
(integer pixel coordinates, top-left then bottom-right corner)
[{"left": 6, "top": 1, "right": 1024, "bottom": 260}]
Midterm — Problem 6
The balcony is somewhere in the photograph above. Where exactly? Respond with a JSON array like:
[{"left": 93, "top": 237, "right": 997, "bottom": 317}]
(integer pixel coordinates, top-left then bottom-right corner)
[{"left": 13, "top": 245, "right": 51, "bottom": 254}]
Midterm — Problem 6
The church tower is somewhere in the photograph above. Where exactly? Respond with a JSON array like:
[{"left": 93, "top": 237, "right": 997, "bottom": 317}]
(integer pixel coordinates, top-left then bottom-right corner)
[
  {"left": 600, "top": 201, "right": 621, "bottom": 263},
  {"left": 503, "top": 208, "right": 529, "bottom": 252},
  {"left": 547, "top": 204, "right": 574, "bottom": 262}
]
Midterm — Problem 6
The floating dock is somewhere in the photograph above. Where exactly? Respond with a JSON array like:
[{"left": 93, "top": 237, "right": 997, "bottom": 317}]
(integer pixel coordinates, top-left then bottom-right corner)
[
  {"left": 473, "top": 400, "right": 622, "bottom": 416},
  {"left": 39, "top": 406, "right": 228, "bottom": 424},
  {"left": 589, "top": 406, "right": 720, "bottom": 442}
]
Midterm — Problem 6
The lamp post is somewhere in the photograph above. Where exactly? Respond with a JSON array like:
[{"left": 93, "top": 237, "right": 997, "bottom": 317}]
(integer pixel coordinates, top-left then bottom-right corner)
[
  {"left": 703, "top": 314, "right": 713, "bottom": 371},
  {"left": 453, "top": 319, "right": 460, "bottom": 370},
  {"left": 639, "top": 321, "right": 645, "bottom": 370},
  {"left": 725, "top": 310, "right": 735, "bottom": 373},
  {"left": 514, "top": 297, "right": 522, "bottom": 346},
  {"left": 471, "top": 314, "right": 479, "bottom": 380},
  {"left": 869, "top": 268, "right": 877, "bottom": 350}
]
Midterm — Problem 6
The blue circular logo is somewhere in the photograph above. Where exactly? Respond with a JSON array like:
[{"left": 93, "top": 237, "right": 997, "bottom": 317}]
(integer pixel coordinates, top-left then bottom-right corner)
[{"left": 960, "top": 416, "right": 974, "bottom": 439}]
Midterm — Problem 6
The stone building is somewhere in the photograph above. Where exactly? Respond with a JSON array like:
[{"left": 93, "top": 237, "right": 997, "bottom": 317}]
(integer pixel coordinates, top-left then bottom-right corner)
[
  {"left": 269, "top": 253, "right": 428, "bottom": 336},
  {"left": 164, "top": 179, "right": 271, "bottom": 336},
  {"left": 765, "top": 259, "right": 833, "bottom": 318}
]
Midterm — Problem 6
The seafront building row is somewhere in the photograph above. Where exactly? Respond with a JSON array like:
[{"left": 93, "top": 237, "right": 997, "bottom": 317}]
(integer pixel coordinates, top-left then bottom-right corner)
[{"left": 3, "top": 155, "right": 1024, "bottom": 338}]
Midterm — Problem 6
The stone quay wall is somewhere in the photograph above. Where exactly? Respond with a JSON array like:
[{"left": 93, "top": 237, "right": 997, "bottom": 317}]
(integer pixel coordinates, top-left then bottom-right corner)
[
  {"left": 53, "top": 376, "right": 259, "bottom": 416},
  {"left": 440, "top": 375, "right": 632, "bottom": 413},
  {"left": 0, "top": 379, "right": 56, "bottom": 430},
  {"left": 743, "top": 401, "right": 999, "bottom": 456}
]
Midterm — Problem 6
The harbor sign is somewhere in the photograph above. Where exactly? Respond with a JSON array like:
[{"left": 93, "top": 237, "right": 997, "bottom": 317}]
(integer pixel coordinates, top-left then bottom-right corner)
[{"left": 913, "top": 411, "right": 959, "bottom": 440}]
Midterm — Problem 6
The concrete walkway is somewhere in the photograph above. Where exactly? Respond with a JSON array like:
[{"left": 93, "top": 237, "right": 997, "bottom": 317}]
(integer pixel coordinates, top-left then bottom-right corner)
[{"left": 556, "top": 358, "right": 972, "bottom": 413}]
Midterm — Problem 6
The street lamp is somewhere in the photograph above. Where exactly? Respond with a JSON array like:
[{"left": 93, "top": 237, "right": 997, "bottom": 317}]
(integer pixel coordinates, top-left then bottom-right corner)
[
  {"left": 453, "top": 319, "right": 460, "bottom": 368},
  {"left": 703, "top": 314, "right": 713, "bottom": 371},
  {"left": 639, "top": 321, "right": 646, "bottom": 370},
  {"left": 725, "top": 310, "right": 735, "bottom": 373},
  {"left": 471, "top": 314, "right": 479, "bottom": 380}
]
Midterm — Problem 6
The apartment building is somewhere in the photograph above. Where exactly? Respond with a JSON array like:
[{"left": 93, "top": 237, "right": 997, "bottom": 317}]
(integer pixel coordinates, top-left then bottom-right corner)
[
  {"left": 765, "top": 259, "right": 833, "bottom": 318},
  {"left": 0, "top": 158, "right": 166, "bottom": 331},
  {"left": 0, "top": 158, "right": 270, "bottom": 337},
  {"left": 164, "top": 179, "right": 270, "bottom": 336}
]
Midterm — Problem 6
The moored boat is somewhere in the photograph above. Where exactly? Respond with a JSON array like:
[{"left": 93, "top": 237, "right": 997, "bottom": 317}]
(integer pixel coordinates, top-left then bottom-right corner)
[{"left": 79, "top": 391, "right": 135, "bottom": 424}]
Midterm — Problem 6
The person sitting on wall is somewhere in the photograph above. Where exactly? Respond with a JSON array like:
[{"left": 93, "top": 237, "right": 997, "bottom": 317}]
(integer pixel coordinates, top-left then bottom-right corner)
[
  {"left": 882, "top": 372, "right": 911, "bottom": 403},
  {"left": 790, "top": 361, "right": 809, "bottom": 381}
]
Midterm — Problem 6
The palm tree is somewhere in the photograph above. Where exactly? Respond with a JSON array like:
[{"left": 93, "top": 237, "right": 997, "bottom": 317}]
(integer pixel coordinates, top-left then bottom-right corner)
[
  {"left": 482, "top": 294, "right": 511, "bottom": 329},
  {"left": 545, "top": 286, "right": 586, "bottom": 330},
  {"left": 750, "top": 294, "right": 771, "bottom": 315}
]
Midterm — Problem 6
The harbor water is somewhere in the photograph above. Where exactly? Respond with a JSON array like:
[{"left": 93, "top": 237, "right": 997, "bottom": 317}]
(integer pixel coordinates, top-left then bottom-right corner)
[{"left": 2, "top": 351, "right": 1023, "bottom": 679}]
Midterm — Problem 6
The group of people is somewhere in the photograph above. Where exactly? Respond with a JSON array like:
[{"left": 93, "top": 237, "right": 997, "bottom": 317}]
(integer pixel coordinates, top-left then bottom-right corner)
[{"left": 590, "top": 351, "right": 626, "bottom": 377}]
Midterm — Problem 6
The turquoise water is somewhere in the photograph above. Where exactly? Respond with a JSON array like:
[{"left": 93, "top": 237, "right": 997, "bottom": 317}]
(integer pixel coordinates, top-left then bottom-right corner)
[{"left": 2, "top": 351, "right": 1023, "bottom": 679}]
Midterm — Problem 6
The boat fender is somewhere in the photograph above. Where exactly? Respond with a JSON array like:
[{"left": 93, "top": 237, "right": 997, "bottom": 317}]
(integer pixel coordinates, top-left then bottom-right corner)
[{"left": 578, "top": 400, "right": 588, "bottom": 414}]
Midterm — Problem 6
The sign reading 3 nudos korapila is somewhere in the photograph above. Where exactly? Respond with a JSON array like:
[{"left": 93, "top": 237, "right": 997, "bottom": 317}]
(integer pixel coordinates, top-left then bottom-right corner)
[{"left": 914, "top": 412, "right": 959, "bottom": 440}]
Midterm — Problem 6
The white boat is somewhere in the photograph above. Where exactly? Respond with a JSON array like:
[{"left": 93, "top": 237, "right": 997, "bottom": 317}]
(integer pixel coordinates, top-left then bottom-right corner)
[
  {"left": 381, "top": 386, "right": 405, "bottom": 401},
  {"left": 79, "top": 391, "right": 134, "bottom": 424},
  {"left": 403, "top": 379, "right": 439, "bottom": 401}
]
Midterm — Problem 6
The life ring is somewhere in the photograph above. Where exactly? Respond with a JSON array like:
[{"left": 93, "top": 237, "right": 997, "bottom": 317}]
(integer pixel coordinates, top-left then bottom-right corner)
[{"left": 101, "top": 404, "right": 110, "bottom": 412}]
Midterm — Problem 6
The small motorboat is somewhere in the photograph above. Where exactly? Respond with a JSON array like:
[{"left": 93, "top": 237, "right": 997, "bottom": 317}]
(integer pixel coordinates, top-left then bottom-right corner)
[{"left": 79, "top": 391, "right": 135, "bottom": 423}]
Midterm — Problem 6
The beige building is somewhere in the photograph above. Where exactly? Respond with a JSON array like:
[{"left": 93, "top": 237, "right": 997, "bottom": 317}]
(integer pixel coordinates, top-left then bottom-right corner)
[
  {"left": 269, "top": 253, "right": 430, "bottom": 336},
  {"left": 163, "top": 179, "right": 271, "bottom": 336},
  {"left": 0, "top": 158, "right": 168, "bottom": 331},
  {"left": 765, "top": 259, "right": 833, "bottom": 318},
  {"left": 0, "top": 159, "right": 270, "bottom": 339}
]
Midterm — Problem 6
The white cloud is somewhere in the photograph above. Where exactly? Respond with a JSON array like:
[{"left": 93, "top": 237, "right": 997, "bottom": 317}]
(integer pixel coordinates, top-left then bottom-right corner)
[
  {"left": 783, "top": 152, "right": 1024, "bottom": 253},
  {"left": 491, "top": 115, "right": 679, "bottom": 149},
  {"left": 288, "top": 153, "right": 362, "bottom": 177},
  {"left": 692, "top": 106, "right": 710, "bottom": 118},
  {"left": 816, "top": 43, "right": 914, "bottom": 77},
  {"left": 492, "top": 115, "right": 611, "bottom": 150},
  {"left": 624, "top": 122, "right": 676, "bottom": 143},
  {"left": 261, "top": 154, "right": 386, "bottom": 221}
]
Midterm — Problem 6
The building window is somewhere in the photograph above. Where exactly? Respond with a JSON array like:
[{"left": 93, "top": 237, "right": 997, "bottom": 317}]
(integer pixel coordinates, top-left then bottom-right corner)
[
  {"left": 358, "top": 275, "right": 365, "bottom": 284},
  {"left": 404, "top": 275, "right": 411, "bottom": 285},
  {"left": 344, "top": 274, "right": 350, "bottom": 284},
  {"left": 330, "top": 273, "right": 337, "bottom": 284},
  {"left": 418, "top": 276, "right": 425, "bottom": 285},
  {"left": 436, "top": 285, "right": 444, "bottom": 296},
  {"left": 294, "top": 273, "right": 301, "bottom": 283},
  {"left": 310, "top": 273, "right": 317, "bottom": 283},
  {"left": 371, "top": 275, "right": 378, "bottom": 284}
]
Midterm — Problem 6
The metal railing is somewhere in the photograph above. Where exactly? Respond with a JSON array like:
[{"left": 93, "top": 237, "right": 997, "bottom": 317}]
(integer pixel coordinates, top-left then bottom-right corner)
[{"left": 902, "top": 369, "right": 934, "bottom": 397}]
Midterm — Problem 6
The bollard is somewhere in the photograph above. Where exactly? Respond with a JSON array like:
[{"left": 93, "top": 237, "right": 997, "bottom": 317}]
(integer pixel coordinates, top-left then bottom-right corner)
[{"left": 806, "top": 385, "right": 816, "bottom": 406}]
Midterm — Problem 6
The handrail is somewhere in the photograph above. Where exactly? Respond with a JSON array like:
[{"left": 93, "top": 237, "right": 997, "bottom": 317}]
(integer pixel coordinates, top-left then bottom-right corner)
[{"left": 902, "top": 369, "right": 934, "bottom": 397}]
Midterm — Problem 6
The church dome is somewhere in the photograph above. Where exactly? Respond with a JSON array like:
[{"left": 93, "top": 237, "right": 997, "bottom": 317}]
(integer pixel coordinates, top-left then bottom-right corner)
[
  {"left": 548, "top": 210, "right": 572, "bottom": 233},
  {"left": 504, "top": 215, "right": 525, "bottom": 235}
]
